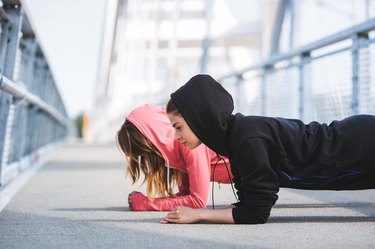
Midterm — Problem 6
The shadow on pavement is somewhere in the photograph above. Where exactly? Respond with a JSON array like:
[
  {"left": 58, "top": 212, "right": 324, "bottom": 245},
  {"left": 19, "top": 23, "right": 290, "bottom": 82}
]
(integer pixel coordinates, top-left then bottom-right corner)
[
  {"left": 51, "top": 206, "right": 130, "bottom": 212},
  {"left": 269, "top": 215, "right": 375, "bottom": 223}
]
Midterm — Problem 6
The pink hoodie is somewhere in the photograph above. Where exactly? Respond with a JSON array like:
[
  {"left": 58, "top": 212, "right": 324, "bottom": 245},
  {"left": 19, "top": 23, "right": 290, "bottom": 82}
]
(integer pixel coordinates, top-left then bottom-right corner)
[{"left": 126, "top": 104, "right": 233, "bottom": 211}]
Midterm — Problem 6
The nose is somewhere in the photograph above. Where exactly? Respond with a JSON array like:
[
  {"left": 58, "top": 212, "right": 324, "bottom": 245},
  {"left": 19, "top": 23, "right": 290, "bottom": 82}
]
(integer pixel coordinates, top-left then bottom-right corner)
[{"left": 175, "top": 132, "right": 182, "bottom": 140}]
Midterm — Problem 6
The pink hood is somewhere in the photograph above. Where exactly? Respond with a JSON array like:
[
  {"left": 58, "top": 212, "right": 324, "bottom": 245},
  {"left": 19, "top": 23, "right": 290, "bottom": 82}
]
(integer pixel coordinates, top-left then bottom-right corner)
[{"left": 126, "top": 104, "right": 185, "bottom": 170}]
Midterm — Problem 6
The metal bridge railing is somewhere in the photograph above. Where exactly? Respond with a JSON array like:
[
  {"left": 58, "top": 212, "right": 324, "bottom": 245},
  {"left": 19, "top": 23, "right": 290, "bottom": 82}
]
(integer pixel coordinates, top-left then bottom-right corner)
[
  {"left": 0, "top": 1, "right": 71, "bottom": 188},
  {"left": 218, "top": 18, "right": 375, "bottom": 124}
]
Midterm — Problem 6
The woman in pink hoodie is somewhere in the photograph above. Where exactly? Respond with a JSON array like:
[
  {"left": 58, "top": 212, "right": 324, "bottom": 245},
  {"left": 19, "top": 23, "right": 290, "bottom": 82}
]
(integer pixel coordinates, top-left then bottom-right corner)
[{"left": 117, "top": 104, "right": 233, "bottom": 211}]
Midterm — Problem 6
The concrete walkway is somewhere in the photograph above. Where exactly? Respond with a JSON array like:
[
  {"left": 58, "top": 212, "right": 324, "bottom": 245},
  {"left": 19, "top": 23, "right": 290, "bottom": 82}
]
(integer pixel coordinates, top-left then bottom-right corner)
[{"left": 0, "top": 141, "right": 374, "bottom": 249}]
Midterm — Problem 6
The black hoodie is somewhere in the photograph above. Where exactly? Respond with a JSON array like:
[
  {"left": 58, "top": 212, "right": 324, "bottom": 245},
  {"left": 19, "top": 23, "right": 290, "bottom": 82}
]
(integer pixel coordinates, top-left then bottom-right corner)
[{"left": 171, "top": 74, "right": 375, "bottom": 224}]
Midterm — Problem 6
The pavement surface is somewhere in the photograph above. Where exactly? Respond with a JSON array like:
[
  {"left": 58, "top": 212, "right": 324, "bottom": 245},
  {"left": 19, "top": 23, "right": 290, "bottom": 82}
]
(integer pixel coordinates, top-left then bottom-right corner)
[{"left": 0, "top": 141, "right": 374, "bottom": 249}]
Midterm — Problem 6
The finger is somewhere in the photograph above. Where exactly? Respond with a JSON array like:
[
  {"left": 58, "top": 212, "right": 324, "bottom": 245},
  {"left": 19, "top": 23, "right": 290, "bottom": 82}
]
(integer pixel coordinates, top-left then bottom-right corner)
[
  {"left": 163, "top": 217, "right": 177, "bottom": 223},
  {"left": 166, "top": 210, "right": 178, "bottom": 216},
  {"left": 160, "top": 219, "right": 170, "bottom": 224},
  {"left": 166, "top": 213, "right": 179, "bottom": 219},
  {"left": 166, "top": 217, "right": 185, "bottom": 224}
]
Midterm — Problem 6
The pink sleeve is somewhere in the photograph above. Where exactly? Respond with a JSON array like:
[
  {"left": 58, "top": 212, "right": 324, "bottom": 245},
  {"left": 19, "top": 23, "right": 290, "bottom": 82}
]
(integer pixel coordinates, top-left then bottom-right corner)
[
  {"left": 130, "top": 144, "right": 212, "bottom": 211},
  {"left": 175, "top": 171, "right": 190, "bottom": 196}
]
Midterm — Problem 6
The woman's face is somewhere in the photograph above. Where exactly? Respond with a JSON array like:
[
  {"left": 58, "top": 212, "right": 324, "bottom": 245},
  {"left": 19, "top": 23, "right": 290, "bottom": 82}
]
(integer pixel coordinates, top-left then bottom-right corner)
[{"left": 168, "top": 113, "right": 202, "bottom": 150}]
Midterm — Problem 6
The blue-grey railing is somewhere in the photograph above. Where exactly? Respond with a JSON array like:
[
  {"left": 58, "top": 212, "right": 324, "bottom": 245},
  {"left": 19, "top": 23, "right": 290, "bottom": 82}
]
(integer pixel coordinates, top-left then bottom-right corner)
[
  {"left": 0, "top": 0, "right": 70, "bottom": 188},
  {"left": 218, "top": 18, "right": 375, "bottom": 124}
]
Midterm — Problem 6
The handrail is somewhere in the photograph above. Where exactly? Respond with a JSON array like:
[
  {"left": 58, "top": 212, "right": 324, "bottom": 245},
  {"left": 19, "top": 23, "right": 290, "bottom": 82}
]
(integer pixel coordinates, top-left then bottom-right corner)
[
  {"left": 218, "top": 18, "right": 375, "bottom": 81},
  {"left": 0, "top": 71, "right": 70, "bottom": 127}
]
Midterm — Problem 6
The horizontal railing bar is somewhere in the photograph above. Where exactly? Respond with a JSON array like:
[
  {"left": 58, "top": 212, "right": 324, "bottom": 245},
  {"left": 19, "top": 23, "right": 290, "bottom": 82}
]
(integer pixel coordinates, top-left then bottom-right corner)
[
  {"left": 0, "top": 71, "right": 70, "bottom": 127},
  {"left": 218, "top": 18, "right": 375, "bottom": 81}
]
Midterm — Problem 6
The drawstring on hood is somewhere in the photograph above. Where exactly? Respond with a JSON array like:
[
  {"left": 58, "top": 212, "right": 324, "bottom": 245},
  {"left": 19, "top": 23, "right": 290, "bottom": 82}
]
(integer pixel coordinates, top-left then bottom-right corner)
[
  {"left": 211, "top": 157, "right": 219, "bottom": 209},
  {"left": 211, "top": 153, "right": 238, "bottom": 209},
  {"left": 165, "top": 158, "right": 170, "bottom": 193}
]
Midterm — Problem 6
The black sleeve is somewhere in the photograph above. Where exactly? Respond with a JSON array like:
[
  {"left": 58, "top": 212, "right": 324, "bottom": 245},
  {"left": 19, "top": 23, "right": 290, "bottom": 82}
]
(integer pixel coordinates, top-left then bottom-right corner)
[
  {"left": 231, "top": 138, "right": 281, "bottom": 224},
  {"left": 230, "top": 159, "right": 244, "bottom": 203}
]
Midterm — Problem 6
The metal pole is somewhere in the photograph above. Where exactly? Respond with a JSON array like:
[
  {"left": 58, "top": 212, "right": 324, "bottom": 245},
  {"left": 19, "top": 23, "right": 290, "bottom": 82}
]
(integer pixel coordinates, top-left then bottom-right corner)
[
  {"left": 261, "top": 67, "right": 269, "bottom": 116},
  {"left": 200, "top": 0, "right": 213, "bottom": 73},
  {"left": 351, "top": 34, "right": 369, "bottom": 115},
  {"left": 219, "top": 18, "right": 375, "bottom": 82},
  {"left": 270, "top": 0, "right": 287, "bottom": 55},
  {"left": 299, "top": 52, "right": 311, "bottom": 121},
  {"left": 235, "top": 75, "right": 244, "bottom": 112},
  {"left": 289, "top": 0, "right": 295, "bottom": 50}
]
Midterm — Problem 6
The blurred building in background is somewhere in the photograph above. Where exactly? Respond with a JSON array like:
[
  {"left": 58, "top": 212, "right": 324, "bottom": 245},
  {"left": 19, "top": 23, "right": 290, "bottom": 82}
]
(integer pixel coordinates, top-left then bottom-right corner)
[{"left": 91, "top": 0, "right": 375, "bottom": 142}]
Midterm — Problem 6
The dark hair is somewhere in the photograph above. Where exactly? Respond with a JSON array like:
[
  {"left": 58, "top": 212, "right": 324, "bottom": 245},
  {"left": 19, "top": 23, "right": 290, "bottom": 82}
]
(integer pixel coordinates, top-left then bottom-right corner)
[{"left": 166, "top": 99, "right": 180, "bottom": 115}]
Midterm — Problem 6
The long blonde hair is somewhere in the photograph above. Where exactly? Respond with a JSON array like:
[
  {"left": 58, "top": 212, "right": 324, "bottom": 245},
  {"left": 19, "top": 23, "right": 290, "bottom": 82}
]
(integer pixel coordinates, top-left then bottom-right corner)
[{"left": 117, "top": 120, "right": 178, "bottom": 198}]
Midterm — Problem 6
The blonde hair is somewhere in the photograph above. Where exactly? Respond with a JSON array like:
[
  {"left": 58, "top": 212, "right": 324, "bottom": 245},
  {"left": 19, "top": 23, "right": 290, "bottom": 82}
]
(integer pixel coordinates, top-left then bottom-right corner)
[{"left": 117, "top": 120, "right": 178, "bottom": 198}]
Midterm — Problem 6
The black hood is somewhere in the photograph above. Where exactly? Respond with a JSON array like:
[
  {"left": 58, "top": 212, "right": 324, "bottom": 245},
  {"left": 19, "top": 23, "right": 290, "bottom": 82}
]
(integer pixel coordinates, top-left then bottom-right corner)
[{"left": 170, "top": 74, "right": 234, "bottom": 156}]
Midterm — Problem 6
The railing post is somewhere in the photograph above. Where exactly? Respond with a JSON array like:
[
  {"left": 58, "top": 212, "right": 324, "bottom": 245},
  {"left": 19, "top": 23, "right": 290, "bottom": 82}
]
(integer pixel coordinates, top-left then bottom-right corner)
[
  {"left": 261, "top": 69, "right": 266, "bottom": 116},
  {"left": 31, "top": 55, "right": 45, "bottom": 150},
  {"left": 235, "top": 74, "right": 244, "bottom": 112},
  {"left": 352, "top": 33, "right": 369, "bottom": 115},
  {"left": 0, "top": 3, "right": 22, "bottom": 78},
  {"left": 200, "top": 0, "right": 213, "bottom": 73},
  {"left": 261, "top": 65, "right": 273, "bottom": 116},
  {"left": 299, "top": 52, "right": 311, "bottom": 121},
  {"left": 14, "top": 37, "right": 37, "bottom": 162}
]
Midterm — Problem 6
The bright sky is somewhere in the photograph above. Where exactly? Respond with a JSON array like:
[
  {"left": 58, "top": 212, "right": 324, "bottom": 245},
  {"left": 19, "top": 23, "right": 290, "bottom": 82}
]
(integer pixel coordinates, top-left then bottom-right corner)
[{"left": 22, "top": 0, "right": 107, "bottom": 118}]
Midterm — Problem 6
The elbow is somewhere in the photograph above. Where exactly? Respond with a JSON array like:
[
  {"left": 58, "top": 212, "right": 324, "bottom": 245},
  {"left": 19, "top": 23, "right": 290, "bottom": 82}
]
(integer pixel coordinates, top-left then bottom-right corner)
[
  {"left": 195, "top": 203, "right": 206, "bottom": 208},
  {"left": 232, "top": 206, "right": 271, "bottom": 224},
  {"left": 175, "top": 193, "right": 207, "bottom": 208},
  {"left": 254, "top": 211, "right": 270, "bottom": 224},
  {"left": 190, "top": 195, "right": 207, "bottom": 208},
  {"left": 193, "top": 198, "right": 206, "bottom": 208},
  {"left": 243, "top": 211, "right": 270, "bottom": 224}
]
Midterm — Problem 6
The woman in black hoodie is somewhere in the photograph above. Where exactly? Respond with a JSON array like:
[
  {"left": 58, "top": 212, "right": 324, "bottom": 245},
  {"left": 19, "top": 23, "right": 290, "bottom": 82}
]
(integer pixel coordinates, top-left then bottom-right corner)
[{"left": 161, "top": 74, "right": 375, "bottom": 225}]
